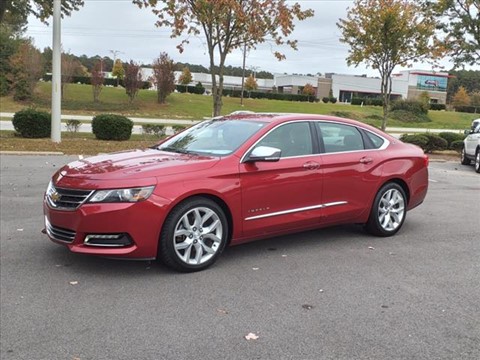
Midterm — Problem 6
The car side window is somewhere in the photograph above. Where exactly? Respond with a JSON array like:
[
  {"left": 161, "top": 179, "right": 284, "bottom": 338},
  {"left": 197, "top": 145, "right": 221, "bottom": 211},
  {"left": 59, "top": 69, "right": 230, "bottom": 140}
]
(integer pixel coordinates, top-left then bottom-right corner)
[
  {"left": 316, "top": 123, "right": 365, "bottom": 153},
  {"left": 364, "top": 131, "right": 385, "bottom": 149},
  {"left": 255, "top": 122, "right": 313, "bottom": 158}
]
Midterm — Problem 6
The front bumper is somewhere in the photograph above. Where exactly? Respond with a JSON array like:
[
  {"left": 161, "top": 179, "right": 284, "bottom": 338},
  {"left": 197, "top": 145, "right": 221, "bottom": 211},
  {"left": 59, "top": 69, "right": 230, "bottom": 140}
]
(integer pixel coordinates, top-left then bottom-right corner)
[{"left": 43, "top": 195, "right": 168, "bottom": 259}]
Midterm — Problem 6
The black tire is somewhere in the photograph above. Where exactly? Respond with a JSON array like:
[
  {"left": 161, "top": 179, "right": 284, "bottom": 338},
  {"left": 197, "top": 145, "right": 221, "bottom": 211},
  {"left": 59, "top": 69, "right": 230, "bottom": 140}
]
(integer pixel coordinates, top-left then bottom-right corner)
[
  {"left": 158, "top": 197, "right": 228, "bottom": 272},
  {"left": 366, "top": 182, "right": 407, "bottom": 237},
  {"left": 461, "top": 147, "right": 471, "bottom": 165},
  {"left": 475, "top": 150, "right": 480, "bottom": 173}
]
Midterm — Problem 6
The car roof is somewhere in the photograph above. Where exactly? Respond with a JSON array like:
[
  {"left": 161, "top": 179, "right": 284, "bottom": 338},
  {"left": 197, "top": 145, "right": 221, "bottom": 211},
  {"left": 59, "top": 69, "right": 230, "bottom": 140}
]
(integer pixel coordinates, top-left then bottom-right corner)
[{"left": 218, "top": 112, "right": 388, "bottom": 137}]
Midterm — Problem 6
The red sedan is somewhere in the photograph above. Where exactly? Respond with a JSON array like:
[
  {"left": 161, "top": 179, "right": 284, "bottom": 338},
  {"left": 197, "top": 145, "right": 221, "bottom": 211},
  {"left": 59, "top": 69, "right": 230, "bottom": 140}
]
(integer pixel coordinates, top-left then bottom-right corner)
[{"left": 43, "top": 113, "right": 428, "bottom": 272}]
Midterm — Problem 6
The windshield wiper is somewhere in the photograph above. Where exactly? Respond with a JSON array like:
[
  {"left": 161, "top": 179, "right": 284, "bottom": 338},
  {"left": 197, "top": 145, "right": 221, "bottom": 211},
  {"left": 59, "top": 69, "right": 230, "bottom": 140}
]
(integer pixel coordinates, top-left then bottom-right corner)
[{"left": 158, "top": 146, "right": 197, "bottom": 155}]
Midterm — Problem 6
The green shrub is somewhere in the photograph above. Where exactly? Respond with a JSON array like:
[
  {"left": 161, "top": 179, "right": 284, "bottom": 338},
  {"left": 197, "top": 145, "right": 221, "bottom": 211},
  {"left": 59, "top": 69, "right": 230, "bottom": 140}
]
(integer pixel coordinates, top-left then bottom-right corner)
[
  {"left": 12, "top": 108, "right": 51, "bottom": 138},
  {"left": 329, "top": 97, "right": 337, "bottom": 104},
  {"left": 429, "top": 103, "right": 446, "bottom": 111},
  {"left": 390, "top": 110, "right": 431, "bottom": 123},
  {"left": 422, "top": 133, "right": 448, "bottom": 153},
  {"left": 172, "top": 125, "right": 187, "bottom": 134},
  {"left": 92, "top": 114, "right": 133, "bottom": 141},
  {"left": 450, "top": 140, "right": 464, "bottom": 152},
  {"left": 66, "top": 119, "right": 82, "bottom": 132},
  {"left": 390, "top": 99, "right": 429, "bottom": 114},
  {"left": 400, "top": 133, "right": 448, "bottom": 153},
  {"left": 142, "top": 124, "right": 165, "bottom": 137},
  {"left": 438, "top": 132, "right": 464, "bottom": 147},
  {"left": 399, "top": 134, "right": 429, "bottom": 150},
  {"left": 351, "top": 97, "right": 384, "bottom": 106},
  {"left": 322, "top": 97, "right": 329, "bottom": 103}
]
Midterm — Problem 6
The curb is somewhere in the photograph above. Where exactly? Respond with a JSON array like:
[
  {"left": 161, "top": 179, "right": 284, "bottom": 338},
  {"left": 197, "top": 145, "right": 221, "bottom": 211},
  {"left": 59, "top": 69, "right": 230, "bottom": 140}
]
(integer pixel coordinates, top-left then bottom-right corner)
[{"left": 0, "top": 151, "right": 64, "bottom": 156}]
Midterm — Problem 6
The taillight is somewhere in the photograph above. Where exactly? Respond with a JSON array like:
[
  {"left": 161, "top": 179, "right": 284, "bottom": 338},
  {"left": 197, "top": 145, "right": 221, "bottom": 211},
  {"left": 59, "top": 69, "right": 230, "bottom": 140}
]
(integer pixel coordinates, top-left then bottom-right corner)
[{"left": 424, "top": 155, "right": 429, "bottom": 167}]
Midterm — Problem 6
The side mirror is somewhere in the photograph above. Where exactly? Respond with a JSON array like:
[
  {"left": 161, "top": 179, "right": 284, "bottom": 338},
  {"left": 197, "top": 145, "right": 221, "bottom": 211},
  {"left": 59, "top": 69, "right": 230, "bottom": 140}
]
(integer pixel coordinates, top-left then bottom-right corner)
[{"left": 245, "top": 146, "right": 281, "bottom": 162}]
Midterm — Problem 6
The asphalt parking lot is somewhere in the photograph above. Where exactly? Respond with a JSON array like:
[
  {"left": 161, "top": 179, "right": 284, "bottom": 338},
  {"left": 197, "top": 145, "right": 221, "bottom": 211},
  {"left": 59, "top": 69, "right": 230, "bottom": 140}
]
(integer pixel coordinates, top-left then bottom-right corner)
[{"left": 1, "top": 155, "right": 479, "bottom": 360}]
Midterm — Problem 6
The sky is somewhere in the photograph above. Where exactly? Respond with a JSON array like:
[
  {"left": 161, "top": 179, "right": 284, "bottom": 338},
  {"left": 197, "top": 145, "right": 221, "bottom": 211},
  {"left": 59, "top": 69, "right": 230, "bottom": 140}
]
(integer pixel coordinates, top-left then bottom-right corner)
[{"left": 25, "top": 0, "right": 479, "bottom": 78}]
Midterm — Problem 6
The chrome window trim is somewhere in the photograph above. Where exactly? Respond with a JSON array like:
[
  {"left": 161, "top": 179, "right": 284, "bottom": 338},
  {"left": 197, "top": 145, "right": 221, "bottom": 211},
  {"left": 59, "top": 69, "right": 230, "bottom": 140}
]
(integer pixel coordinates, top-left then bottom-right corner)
[
  {"left": 315, "top": 121, "right": 390, "bottom": 153},
  {"left": 240, "top": 119, "right": 390, "bottom": 163},
  {"left": 245, "top": 201, "right": 347, "bottom": 221}
]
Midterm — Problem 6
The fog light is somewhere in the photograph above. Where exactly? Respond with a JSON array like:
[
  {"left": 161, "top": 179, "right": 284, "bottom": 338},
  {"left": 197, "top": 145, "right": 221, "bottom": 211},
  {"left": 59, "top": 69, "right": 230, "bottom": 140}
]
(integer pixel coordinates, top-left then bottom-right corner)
[{"left": 84, "top": 233, "right": 132, "bottom": 247}]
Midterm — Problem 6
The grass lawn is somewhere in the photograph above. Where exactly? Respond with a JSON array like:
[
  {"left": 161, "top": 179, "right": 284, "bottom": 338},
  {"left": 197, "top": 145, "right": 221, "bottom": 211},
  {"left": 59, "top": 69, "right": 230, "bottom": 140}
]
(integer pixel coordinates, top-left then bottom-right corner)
[
  {"left": 0, "top": 131, "right": 161, "bottom": 155},
  {"left": 0, "top": 82, "right": 477, "bottom": 130}
]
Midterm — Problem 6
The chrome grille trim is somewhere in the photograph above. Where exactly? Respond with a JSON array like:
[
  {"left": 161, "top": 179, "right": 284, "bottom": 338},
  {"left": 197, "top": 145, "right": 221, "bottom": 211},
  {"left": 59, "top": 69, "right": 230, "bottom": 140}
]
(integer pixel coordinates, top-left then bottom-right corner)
[
  {"left": 46, "top": 183, "right": 93, "bottom": 211},
  {"left": 45, "top": 217, "right": 76, "bottom": 243}
]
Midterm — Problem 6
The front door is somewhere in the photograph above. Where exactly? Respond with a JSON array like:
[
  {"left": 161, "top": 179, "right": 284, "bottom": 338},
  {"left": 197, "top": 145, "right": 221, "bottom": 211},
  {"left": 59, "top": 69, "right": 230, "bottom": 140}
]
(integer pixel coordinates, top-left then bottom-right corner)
[{"left": 239, "top": 122, "right": 323, "bottom": 238}]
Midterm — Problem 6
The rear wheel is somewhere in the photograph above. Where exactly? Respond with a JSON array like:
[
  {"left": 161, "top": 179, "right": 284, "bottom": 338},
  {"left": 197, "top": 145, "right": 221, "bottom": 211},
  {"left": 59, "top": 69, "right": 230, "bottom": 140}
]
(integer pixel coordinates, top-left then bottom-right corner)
[
  {"left": 158, "top": 197, "right": 228, "bottom": 272},
  {"left": 461, "top": 147, "right": 471, "bottom": 165},
  {"left": 366, "top": 182, "right": 407, "bottom": 237}
]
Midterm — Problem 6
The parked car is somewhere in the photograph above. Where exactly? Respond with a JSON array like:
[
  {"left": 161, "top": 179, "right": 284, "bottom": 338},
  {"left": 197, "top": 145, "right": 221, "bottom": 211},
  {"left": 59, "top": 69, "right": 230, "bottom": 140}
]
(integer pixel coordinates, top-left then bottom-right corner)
[
  {"left": 461, "top": 119, "right": 480, "bottom": 173},
  {"left": 43, "top": 113, "right": 429, "bottom": 272}
]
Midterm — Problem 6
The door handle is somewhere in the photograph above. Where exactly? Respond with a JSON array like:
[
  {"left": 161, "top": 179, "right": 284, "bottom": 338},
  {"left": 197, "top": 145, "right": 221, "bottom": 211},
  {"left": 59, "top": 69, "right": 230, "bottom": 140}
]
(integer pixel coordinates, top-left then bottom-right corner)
[
  {"left": 303, "top": 161, "right": 320, "bottom": 170},
  {"left": 359, "top": 157, "right": 373, "bottom": 164}
]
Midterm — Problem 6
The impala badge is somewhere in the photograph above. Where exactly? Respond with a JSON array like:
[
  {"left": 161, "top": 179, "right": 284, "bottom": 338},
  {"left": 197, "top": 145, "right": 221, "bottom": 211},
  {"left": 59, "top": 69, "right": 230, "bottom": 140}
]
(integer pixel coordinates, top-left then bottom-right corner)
[{"left": 50, "top": 191, "right": 61, "bottom": 203}]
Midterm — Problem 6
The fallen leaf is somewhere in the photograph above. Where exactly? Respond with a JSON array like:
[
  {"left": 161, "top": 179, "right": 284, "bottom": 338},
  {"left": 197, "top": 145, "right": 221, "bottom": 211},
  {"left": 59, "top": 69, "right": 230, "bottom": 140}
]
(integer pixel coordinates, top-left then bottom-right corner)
[
  {"left": 217, "top": 308, "right": 228, "bottom": 315},
  {"left": 302, "top": 304, "right": 314, "bottom": 310},
  {"left": 69, "top": 281, "right": 78, "bottom": 285},
  {"left": 17, "top": 229, "right": 24, "bottom": 232},
  {"left": 252, "top": 267, "right": 259, "bottom": 271},
  {"left": 281, "top": 254, "right": 287, "bottom": 257},
  {"left": 245, "top": 332, "right": 259, "bottom": 340},
  {"left": 368, "top": 246, "right": 375, "bottom": 250},
  {"left": 319, "top": 289, "right": 324, "bottom": 293}
]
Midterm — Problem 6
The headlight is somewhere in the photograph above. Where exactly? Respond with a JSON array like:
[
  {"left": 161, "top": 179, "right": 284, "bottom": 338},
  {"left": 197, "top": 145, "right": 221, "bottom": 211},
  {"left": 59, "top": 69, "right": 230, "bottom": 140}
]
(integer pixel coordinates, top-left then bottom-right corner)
[{"left": 88, "top": 186, "right": 155, "bottom": 203}]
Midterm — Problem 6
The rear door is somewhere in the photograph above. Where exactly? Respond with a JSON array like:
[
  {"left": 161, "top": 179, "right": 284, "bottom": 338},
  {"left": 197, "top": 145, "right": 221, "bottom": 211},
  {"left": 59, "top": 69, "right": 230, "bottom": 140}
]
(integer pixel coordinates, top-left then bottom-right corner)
[{"left": 314, "top": 122, "right": 385, "bottom": 224}]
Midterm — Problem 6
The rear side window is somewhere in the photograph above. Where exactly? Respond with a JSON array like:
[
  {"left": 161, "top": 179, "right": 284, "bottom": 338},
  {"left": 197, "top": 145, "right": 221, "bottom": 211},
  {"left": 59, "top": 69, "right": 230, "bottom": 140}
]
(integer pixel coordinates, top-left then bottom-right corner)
[
  {"left": 316, "top": 123, "right": 364, "bottom": 153},
  {"left": 364, "top": 131, "right": 385, "bottom": 149}
]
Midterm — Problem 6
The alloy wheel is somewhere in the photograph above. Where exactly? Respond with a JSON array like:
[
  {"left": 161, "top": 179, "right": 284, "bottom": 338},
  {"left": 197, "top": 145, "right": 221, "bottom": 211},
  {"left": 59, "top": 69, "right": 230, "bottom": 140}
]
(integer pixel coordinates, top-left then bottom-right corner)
[{"left": 377, "top": 188, "right": 405, "bottom": 232}]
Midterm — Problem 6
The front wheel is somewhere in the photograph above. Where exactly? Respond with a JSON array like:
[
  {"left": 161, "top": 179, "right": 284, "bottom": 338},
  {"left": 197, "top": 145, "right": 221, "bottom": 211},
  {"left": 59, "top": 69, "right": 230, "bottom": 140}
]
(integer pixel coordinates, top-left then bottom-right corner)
[
  {"left": 475, "top": 150, "right": 480, "bottom": 173},
  {"left": 366, "top": 183, "right": 407, "bottom": 237},
  {"left": 158, "top": 197, "right": 229, "bottom": 272},
  {"left": 461, "top": 147, "right": 471, "bottom": 165}
]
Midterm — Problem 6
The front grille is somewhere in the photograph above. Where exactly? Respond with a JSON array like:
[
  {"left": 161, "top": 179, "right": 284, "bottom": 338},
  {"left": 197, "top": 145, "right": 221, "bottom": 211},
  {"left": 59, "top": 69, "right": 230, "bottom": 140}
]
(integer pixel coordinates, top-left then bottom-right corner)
[
  {"left": 45, "top": 217, "right": 76, "bottom": 243},
  {"left": 46, "top": 183, "right": 93, "bottom": 211}
]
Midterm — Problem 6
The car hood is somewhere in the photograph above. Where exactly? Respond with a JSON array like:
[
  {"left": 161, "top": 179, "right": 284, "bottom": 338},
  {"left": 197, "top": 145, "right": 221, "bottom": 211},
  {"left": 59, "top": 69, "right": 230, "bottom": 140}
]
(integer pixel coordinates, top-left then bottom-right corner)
[{"left": 57, "top": 149, "right": 220, "bottom": 181}]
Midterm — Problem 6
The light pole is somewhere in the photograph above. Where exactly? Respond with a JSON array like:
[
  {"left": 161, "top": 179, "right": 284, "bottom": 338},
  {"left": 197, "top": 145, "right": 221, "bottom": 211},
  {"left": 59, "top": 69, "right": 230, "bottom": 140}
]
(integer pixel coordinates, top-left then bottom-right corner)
[{"left": 51, "top": 0, "right": 61, "bottom": 143}]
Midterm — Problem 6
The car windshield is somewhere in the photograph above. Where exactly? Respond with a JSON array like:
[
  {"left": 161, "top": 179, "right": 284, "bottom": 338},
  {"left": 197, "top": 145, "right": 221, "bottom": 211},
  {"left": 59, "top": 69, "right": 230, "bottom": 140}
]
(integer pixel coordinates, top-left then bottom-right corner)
[{"left": 157, "top": 119, "right": 267, "bottom": 156}]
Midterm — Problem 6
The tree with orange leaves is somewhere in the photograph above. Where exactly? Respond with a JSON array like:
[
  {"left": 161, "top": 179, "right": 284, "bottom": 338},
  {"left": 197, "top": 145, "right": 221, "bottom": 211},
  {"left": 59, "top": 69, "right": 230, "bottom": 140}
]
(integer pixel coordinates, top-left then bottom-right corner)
[{"left": 133, "top": 0, "right": 314, "bottom": 116}]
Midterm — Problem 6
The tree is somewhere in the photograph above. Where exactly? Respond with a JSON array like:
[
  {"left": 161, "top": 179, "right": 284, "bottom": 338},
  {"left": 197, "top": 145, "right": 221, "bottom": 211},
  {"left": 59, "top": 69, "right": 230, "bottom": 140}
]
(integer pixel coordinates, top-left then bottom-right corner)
[
  {"left": 244, "top": 75, "right": 258, "bottom": 97},
  {"left": 0, "top": 0, "right": 84, "bottom": 24},
  {"left": 133, "top": 0, "right": 314, "bottom": 116},
  {"left": 302, "top": 83, "right": 316, "bottom": 101},
  {"left": 112, "top": 59, "right": 125, "bottom": 86},
  {"left": 124, "top": 60, "right": 142, "bottom": 103},
  {"left": 470, "top": 92, "right": 480, "bottom": 108},
  {"left": 337, "top": 0, "right": 441, "bottom": 130},
  {"left": 452, "top": 86, "right": 471, "bottom": 108},
  {"left": 178, "top": 67, "right": 192, "bottom": 93},
  {"left": 61, "top": 52, "right": 83, "bottom": 99},
  {"left": 0, "top": 26, "right": 21, "bottom": 95},
  {"left": 8, "top": 40, "right": 44, "bottom": 101},
  {"left": 91, "top": 60, "right": 104, "bottom": 103},
  {"left": 152, "top": 52, "right": 175, "bottom": 104},
  {"left": 424, "top": 0, "right": 480, "bottom": 67},
  {"left": 447, "top": 70, "right": 480, "bottom": 103},
  {"left": 418, "top": 91, "right": 431, "bottom": 106}
]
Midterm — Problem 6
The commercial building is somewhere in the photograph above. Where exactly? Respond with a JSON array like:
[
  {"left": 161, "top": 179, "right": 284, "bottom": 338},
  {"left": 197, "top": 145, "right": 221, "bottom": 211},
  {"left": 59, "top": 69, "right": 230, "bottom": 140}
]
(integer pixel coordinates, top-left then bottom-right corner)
[{"left": 139, "top": 68, "right": 450, "bottom": 104}]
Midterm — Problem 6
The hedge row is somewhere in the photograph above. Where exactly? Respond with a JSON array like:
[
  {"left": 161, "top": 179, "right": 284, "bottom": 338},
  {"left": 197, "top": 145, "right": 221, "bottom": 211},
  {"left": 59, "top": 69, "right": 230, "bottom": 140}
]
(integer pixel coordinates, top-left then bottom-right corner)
[
  {"left": 400, "top": 132, "right": 465, "bottom": 153},
  {"left": 351, "top": 97, "right": 384, "bottom": 106},
  {"left": 454, "top": 105, "right": 479, "bottom": 114},
  {"left": 221, "top": 89, "right": 316, "bottom": 102},
  {"left": 42, "top": 74, "right": 151, "bottom": 89}
]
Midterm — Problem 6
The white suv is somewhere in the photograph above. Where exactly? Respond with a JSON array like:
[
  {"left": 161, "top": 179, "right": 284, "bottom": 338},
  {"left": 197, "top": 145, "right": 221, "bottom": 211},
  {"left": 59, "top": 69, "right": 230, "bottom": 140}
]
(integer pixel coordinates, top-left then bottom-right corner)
[{"left": 461, "top": 119, "right": 480, "bottom": 173}]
